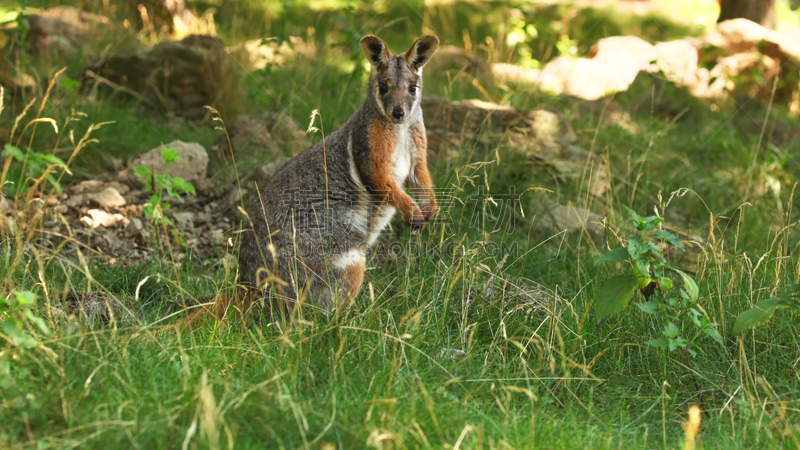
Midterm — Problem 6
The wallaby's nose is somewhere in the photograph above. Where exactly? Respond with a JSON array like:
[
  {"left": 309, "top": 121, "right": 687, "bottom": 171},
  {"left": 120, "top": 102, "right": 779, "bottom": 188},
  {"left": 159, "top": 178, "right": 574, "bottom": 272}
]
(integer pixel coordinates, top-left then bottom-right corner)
[{"left": 392, "top": 107, "right": 405, "bottom": 121}]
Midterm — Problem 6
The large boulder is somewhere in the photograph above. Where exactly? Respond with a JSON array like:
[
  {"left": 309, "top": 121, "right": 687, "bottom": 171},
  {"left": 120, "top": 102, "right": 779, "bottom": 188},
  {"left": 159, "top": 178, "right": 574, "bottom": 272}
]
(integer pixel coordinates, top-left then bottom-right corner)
[
  {"left": 692, "top": 19, "right": 800, "bottom": 106},
  {"left": 84, "top": 34, "right": 240, "bottom": 119},
  {"left": 212, "top": 112, "right": 309, "bottom": 162},
  {"left": 535, "top": 36, "right": 698, "bottom": 100},
  {"left": 26, "top": 6, "right": 110, "bottom": 53},
  {"left": 121, "top": 140, "right": 209, "bottom": 187}
]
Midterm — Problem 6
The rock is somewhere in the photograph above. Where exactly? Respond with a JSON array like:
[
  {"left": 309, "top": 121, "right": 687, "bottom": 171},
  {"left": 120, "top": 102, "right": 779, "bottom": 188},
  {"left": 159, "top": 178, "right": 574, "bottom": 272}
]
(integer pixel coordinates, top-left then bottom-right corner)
[
  {"left": 709, "top": 19, "right": 773, "bottom": 53},
  {"left": 255, "top": 157, "right": 290, "bottom": 181},
  {"left": 125, "top": 217, "right": 144, "bottom": 233},
  {"left": 53, "top": 291, "right": 133, "bottom": 328},
  {"left": 84, "top": 34, "right": 240, "bottom": 119},
  {"left": 653, "top": 40, "right": 699, "bottom": 87},
  {"left": 427, "top": 45, "right": 492, "bottom": 79},
  {"left": 422, "top": 96, "right": 609, "bottom": 196},
  {"left": 81, "top": 209, "right": 130, "bottom": 228},
  {"left": 538, "top": 36, "right": 657, "bottom": 100},
  {"left": 590, "top": 35, "right": 657, "bottom": 75},
  {"left": 621, "top": 71, "right": 708, "bottom": 120},
  {"left": 487, "top": 277, "right": 562, "bottom": 317},
  {"left": 533, "top": 199, "right": 604, "bottom": 237},
  {"left": 691, "top": 19, "right": 800, "bottom": 107},
  {"left": 65, "top": 180, "right": 131, "bottom": 208},
  {"left": 124, "top": 140, "right": 209, "bottom": 187},
  {"left": 0, "top": 59, "right": 36, "bottom": 94},
  {"left": 172, "top": 211, "right": 194, "bottom": 230},
  {"left": 89, "top": 187, "right": 126, "bottom": 208},
  {"left": 539, "top": 57, "right": 619, "bottom": 100},
  {"left": 437, "top": 348, "right": 467, "bottom": 361},
  {"left": 26, "top": 6, "right": 109, "bottom": 53},
  {"left": 491, "top": 63, "right": 541, "bottom": 85},
  {"left": 212, "top": 112, "right": 308, "bottom": 162},
  {"left": 0, "top": 194, "right": 11, "bottom": 215},
  {"left": 230, "top": 36, "right": 316, "bottom": 71}
]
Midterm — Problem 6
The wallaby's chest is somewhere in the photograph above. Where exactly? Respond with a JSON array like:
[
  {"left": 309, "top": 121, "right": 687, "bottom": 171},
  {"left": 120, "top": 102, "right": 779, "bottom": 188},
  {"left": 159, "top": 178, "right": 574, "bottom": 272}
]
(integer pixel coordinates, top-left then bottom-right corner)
[{"left": 390, "top": 125, "right": 415, "bottom": 185}]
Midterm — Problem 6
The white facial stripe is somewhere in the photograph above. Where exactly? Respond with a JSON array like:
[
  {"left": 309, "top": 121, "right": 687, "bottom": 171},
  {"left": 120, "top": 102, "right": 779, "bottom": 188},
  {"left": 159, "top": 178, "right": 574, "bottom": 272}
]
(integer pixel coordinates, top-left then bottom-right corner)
[{"left": 373, "top": 87, "right": 386, "bottom": 116}]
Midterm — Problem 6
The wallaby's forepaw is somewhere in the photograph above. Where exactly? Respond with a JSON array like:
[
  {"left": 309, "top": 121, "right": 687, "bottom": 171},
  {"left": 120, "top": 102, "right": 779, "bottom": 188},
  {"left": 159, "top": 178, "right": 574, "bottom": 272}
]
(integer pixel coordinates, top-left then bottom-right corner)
[
  {"left": 422, "top": 204, "right": 438, "bottom": 222},
  {"left": 406, "top": 207, "right": 426, "bottom": 230}
]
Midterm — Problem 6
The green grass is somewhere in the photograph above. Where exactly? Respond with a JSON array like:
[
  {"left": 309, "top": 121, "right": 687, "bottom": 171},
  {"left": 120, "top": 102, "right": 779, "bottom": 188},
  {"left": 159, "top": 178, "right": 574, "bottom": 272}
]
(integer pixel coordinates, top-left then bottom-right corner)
[{"left": 3, "top": 0, "right": 800, "bottom": 448}]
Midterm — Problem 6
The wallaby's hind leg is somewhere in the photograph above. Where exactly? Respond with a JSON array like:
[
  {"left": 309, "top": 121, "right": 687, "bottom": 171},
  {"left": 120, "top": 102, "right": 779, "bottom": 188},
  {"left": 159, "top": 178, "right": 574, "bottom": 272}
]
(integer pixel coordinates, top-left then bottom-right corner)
[
  {"left": 343, "top": 259, "right": 366, "bottom": 298},
  {"left": 329, "top": 248, "right": 366, "bottom": 308}
]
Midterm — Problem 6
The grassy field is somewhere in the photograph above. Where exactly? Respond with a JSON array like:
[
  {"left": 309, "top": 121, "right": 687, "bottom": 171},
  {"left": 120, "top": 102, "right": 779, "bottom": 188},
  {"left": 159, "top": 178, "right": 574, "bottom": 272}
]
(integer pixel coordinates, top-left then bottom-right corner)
[{"left": 2, "top": 0, "right": 800, "bottom": 448}]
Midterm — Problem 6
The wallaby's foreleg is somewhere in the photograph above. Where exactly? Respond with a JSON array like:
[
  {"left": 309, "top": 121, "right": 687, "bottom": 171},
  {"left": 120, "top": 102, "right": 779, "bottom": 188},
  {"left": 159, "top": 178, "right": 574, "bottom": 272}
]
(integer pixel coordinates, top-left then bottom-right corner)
[
  {"left": 367, "top": 123, "right": 425, "bottom": 228},
  {"left": 410, "top": 125, "right": 437, "bottom": 221}
]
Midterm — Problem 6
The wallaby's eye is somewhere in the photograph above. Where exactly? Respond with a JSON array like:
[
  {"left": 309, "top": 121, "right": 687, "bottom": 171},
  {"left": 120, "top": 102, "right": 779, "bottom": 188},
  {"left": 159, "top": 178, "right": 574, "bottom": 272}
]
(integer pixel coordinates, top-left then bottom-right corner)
[
  {"left": 378, "top": 83, "right": 388, "bottom": 94},
  {"left": 409, "top": 84, "right": 419, "bottom": 95}
]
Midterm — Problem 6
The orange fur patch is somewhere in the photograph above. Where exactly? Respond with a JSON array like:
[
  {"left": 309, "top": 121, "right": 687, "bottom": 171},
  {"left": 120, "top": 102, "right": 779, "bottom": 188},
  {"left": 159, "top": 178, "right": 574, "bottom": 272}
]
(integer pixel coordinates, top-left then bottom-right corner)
[
  {"left": 367, "top": 122, "right": 420, "bottom": 223},
  {"left": 344, "top": 259, "right": 366, "bottom": 298}
]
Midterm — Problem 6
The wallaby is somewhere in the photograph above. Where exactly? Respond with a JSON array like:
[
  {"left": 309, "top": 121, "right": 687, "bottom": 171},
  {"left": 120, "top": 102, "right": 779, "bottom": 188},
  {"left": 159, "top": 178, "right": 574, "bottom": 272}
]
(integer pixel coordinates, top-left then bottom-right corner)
[{"left": 232, "top": 34, "right": 440, "bottom": 315}]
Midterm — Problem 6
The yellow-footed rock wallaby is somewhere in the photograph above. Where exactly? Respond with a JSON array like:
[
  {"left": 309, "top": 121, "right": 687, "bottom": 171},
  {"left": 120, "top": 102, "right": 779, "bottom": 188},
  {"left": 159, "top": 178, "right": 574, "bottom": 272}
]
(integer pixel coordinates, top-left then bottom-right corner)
[{"left": 190, "top": 34, "right": 440, "bottom": 325}]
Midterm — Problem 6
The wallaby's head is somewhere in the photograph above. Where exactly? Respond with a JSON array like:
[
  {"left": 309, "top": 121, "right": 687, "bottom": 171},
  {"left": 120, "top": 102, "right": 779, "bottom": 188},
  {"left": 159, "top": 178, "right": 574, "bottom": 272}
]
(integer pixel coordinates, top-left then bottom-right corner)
[{"left": 360, "top": 34, "right": 439, "bottom": 125}]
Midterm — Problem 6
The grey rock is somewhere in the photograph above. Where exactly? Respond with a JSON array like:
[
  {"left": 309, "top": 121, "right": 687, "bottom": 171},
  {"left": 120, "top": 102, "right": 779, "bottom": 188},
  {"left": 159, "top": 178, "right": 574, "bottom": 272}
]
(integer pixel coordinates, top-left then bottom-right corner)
[
  {"left": 89, "top": 187, "right": 127, "bottom": 208},
  {"left": 124, "top": 140, "right": 208, "bottom": 187}
]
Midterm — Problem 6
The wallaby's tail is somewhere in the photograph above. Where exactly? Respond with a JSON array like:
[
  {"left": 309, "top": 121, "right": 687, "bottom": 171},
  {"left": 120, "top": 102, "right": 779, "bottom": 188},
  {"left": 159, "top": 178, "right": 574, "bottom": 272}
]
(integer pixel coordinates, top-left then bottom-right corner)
[{"left": 164, "top": 289, "right": 258, "bottom": 332}]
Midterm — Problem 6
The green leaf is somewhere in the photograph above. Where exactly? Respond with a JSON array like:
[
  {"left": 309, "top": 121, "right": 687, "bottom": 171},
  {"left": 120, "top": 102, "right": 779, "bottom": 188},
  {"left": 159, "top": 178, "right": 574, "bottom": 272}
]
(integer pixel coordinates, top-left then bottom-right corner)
[
  {"left": 669, "top": 337, "right": 688, "bottom": 352},
  {"left": 663, "top": 321, "right": 680, "bottom": 338},
  {"left": 161, "top": 147, "right": 179, "bottom": 163},
  {"left": 627, "top": 238, "right": 647, "bottom": 260},
  {"left": 594, "top": 247, "right": 629, "bottom": 266},
  {"left": 46, "top": 174, "right": 63, "bottom": 193},
  {"left": 164, "top": 185, "right": 177, "bottom": 198},
  {"left": 13, "top": 290, "right": 37, "bottom": 306},
  {"left": 675, "top": 269, "right": 698, "bottom": 303},
  {"left": 134, "top": 165, "right": 152, "bottom": 180},
  {"left": 2, "top": 319, "right": 37, "bottom": 349},
  {"left": 653, "top": 230, "right": 683, "bottom": 248},
  {"left": 646, "top": 338, "right": 669, "bottom": 350},
  {"left": 595, "top": 274, "right": 638, "bottom": 323},
  {"left": 2, "top": 144, "right": 25, "bottom": 160},
  {"left": 784, "top": 280, "right": 800, "bottom": 298},
  {"left": 733, "top": 297, "right": 787, "bottom": 334},
  {"left": 636, "top": 301, "right": 659, "bottom": 314},
  {"left": 623, "top": 206, "right": 642, "bottom": 226},
  {"left": 634, "top": 259, "right": 650, "bottom": 281},
  {"left": 170, "top": 177, "right": 196, "bottom": 195},
  {"left": 23, "top": 309, "right": 51, "bottom": 335},
  {"left": 705, "top": 327, "right": 724, "bottom": 345},
  {"left": 642, "top": 215, "right": 664, "bottom": 231},
  {"left": 57, "top": 76, "right": 80, "bottom": 92},
  {"left": 39, "top": 153, "right": 68, "bottom": 167},
  {"left": 688, "top": 308, "right": 703, "bottom": 327}
]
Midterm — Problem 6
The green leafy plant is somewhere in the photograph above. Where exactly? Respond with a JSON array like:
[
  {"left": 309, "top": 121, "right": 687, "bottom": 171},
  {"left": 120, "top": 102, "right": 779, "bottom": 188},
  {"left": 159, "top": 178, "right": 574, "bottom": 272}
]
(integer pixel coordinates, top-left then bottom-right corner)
[
  {"left": 1, "top": 290, "right": 50, "bottom": 349},
  {"left": 733, "top": 280, "right": 800, "bottom": 334},
  {"left": 2, "top": 144, "right": 70, "bottom": 194},
  {"left": 133, "top": 147, "right": 196, "bottom": 228},
  {"left": 595, "top": 207, "right": 722, "bottom": 355}
]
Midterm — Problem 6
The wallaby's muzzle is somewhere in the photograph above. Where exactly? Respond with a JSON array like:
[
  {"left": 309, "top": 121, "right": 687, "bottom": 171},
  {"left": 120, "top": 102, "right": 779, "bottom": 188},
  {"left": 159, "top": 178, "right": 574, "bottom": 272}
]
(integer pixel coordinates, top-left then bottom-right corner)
[{"left": 391, "top": 106, "right": 406, "bottom": 123}]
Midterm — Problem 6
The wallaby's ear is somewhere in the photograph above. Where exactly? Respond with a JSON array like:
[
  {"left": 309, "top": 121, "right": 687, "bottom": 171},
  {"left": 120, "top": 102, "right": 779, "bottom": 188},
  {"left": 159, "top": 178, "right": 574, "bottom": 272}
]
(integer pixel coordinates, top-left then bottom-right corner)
[
  {"left": 404, "top": 35, "right": 439, "bottom": 71},
  {"left": 360, "top": 35, "right": 391, "bottom": 68}
]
